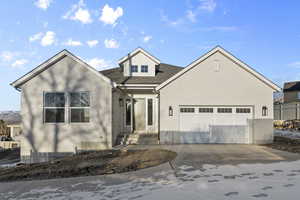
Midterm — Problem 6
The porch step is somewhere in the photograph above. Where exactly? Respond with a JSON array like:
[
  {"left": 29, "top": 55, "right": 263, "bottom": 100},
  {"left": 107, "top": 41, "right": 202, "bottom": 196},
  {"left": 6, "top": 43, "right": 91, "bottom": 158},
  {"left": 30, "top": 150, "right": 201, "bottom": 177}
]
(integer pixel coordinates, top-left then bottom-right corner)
[{"left": 125, "top": 134, "right": 159, "bottom": 145}]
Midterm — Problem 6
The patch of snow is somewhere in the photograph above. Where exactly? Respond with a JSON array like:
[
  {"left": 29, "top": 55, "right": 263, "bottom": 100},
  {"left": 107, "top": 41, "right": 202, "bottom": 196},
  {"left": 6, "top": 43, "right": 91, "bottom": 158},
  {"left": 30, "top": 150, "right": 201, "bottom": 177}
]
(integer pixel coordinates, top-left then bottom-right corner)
[
  {"left": 2, "top": 160, "right": 300, "bottom": 199},
  {"left": 274, "top": 129, "right": 300, "bottom": 139}
]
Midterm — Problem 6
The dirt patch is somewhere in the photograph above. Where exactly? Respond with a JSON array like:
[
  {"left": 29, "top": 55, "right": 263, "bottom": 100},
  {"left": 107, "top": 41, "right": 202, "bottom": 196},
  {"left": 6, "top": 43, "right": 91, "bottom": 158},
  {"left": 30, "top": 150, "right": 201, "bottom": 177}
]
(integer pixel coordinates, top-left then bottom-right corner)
[
  {"left": 0, "top": 149, "right": 176, "bottom": 182},
  {"left": 264, "top": 136, "right": 300, "bottom": 153}
]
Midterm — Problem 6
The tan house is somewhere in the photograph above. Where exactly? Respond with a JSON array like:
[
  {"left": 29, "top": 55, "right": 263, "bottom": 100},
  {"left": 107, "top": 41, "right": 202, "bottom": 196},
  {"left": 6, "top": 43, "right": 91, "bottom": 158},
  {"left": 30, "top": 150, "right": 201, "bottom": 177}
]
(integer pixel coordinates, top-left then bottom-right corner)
[{"left": 11, "top": 46, "right": 281, "bottom": 163}]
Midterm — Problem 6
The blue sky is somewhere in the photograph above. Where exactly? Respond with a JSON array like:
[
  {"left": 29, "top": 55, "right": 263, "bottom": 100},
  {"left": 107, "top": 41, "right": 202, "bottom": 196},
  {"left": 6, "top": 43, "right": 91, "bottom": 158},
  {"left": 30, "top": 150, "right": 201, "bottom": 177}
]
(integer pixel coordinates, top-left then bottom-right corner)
[{"left": 1, "top": 0, "right": 300, "bottom": 111}]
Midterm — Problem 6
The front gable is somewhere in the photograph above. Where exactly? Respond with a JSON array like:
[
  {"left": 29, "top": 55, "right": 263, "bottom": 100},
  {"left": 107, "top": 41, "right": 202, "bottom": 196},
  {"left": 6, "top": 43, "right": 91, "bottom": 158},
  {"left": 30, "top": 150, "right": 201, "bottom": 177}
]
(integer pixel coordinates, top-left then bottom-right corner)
[
  {"left": 157, "top": 46, "right": 281, "bottom": 92},
  {"left": 11, "top": 49, "right": 114, "bottom": 89},
  {"left": 118, "top": 47, "right": 160, "bottom": 77}
]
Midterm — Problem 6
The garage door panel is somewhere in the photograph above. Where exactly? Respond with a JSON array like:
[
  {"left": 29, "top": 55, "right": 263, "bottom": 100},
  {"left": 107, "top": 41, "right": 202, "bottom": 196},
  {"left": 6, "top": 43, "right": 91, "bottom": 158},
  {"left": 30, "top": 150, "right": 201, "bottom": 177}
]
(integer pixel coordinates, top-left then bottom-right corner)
[
  {"left": 179, "top": 106, "right": 252, "bottom": 144},
  {"left": 210, "top": 125, "right": 248, "bottom": 144}
]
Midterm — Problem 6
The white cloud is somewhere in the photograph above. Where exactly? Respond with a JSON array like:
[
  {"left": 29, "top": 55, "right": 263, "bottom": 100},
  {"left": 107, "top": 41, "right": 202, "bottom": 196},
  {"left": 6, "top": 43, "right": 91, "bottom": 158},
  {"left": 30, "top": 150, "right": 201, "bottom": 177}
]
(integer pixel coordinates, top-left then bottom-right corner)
[
  {"left": 71, "top": 8, "right": 92, "bottom": 24},
  {"left": 35, "top": 0, "right": 52, "bottom": 10},
  {"left": 11, "top": 59, "right": 28, "bottom": 68},
  {"left": 63, "top": 0, "right": 92, "bottom": 24},
  {"left": 63, "top": 38, "right": 82, "bottom": 46},
  {"left": 143, "top": 35, "right": 152, "bottom": 43},
  {"left": 41, "top": 31, "right": 56, "bottom": 46},
  {"left": 29, "top": 32, "right": 43, "bottom": 42},
  {"left": 0, "top": 51, "right": 16, "bottom": 62},
  {"left": 289, "top": 62, "right": 300, "bottom": 68},
  {"left": 100, "top": 4, "right": 123, "bottom": 26},
  {"left": 87, "top": 58, "right": 111, "bottom": 70},
  {"left": 104, "top": 39, "right": 119, "bottom": 48},
  {"left": 86, "top": 40, "right": 98, "bottom": 47},
  {"left": 186, "top": 10, "right": 197, "bottom": 22},
  {"left": 199, "top": 0, "right": 216, "bottom": 12}
]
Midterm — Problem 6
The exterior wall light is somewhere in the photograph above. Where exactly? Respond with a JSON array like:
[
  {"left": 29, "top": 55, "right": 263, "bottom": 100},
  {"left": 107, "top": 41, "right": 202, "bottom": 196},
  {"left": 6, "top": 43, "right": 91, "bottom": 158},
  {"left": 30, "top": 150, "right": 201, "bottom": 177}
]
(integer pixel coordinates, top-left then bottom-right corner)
[
  {"left": 169, "top": 106, "right": 173, "bottom": 116},
  {"left": 119, "top": 98, "right": 124, "bottom": 107},
  {"left": 262, "top": 106, "right": 268, "bottom": 116}
]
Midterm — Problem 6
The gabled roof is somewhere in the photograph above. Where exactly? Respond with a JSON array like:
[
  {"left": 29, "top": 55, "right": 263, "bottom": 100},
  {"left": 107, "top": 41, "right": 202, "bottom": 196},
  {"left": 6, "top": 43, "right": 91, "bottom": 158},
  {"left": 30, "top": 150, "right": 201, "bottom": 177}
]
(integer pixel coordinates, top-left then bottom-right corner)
[
  {"left": 156, "top": 46, "right": 281, "bottom": 91},
  {"left": 100, "top": 63, "right": 182, "bottom": 84},
  {"left": 283, "top": 81, "right": 300, "bottom": 92},
  {"left": 118, "top": 47, "right": 161, "bottom": 65},
  {"left": 10, "top": 49, "right": 115, "bottom": 89}
]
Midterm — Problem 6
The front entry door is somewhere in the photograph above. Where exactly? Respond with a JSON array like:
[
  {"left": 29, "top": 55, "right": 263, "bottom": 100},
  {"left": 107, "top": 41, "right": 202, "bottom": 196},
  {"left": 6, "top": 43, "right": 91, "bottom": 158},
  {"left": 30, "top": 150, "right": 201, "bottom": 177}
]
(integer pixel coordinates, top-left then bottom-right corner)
[{"left": 133, "top": 98, "right": 146, "bottom": 132}]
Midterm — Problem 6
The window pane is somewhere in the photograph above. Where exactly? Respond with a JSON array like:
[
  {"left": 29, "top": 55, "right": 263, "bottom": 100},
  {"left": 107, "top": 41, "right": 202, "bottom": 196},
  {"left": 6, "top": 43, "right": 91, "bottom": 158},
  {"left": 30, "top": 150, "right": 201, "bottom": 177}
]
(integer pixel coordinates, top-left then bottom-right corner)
[
  {"left": 141, "top": 65, "right": 148, "bottom": 72},
  {"left": 70, "top": 92, "right": 90, "bottom": 107},
  {"left": 199, "top": 108, "right": 213, "bottom": 113},
  {"left": 131, "top": 65, "right": 138, "bottom": 73},
  {"left": 217, "top": 108, "right": 232, "bottom": 113},
  {"left": 180, "top": 108, "right": 195, "bottom": 113},
  {"left": 45, "top": 108, "right": 65, "bottom": 123},
  {"left": 126, "top": 99, "right": 131, "bottom": 126},
  {"left": 148, "top": 99, "right": 153, "bottom": 126},
  {"left": 236, "top": 108, "right": 251, "bottom": 113},
  {"left": 70, "top": 108, "right": 90, "bottom": 123},
  {"left": 45, "top": 93, "right": 65, "bottom": 107}
]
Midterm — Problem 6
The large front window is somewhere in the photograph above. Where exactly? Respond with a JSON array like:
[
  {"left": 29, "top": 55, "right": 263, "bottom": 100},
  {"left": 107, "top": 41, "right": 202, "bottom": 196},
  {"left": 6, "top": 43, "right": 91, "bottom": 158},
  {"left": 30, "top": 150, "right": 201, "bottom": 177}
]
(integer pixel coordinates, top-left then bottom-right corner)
[
  {"left": 43, "top": 92, "right": 90, "bottom": 123},
  {"left": 44, "top": 92, "right": 65, "bottom": 123},
  {"left": 70, "top": 92, "right": 90, "bottom": 123}
]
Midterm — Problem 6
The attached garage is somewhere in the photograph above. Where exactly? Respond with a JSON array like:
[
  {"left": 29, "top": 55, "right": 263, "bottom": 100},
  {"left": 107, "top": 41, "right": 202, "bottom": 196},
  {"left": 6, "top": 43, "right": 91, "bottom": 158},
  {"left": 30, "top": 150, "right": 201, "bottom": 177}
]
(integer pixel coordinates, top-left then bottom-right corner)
[
  {"left": 158, "top": 46, "right": 281, "bottom": 144},
  {"left": 179, "top": 106, "right": 253, "bottom": 144}
]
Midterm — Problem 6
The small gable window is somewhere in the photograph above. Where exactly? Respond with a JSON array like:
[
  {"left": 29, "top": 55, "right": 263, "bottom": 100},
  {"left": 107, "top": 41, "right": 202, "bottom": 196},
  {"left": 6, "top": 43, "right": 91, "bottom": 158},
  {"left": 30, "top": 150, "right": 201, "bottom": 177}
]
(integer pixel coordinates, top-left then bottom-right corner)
[
  {"left": 131, "top": 65, "right": 138, "bottom": 73},
  {"left": 141, "top": 65, "right": 148, "bottom": 73}
]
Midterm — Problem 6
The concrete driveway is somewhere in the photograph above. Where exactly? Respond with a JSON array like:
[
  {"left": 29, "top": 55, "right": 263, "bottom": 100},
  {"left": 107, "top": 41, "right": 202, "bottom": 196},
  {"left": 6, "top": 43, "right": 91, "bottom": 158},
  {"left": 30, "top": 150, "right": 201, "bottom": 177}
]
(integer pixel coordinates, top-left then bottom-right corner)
[{"left": 127, "top": 144, "right": 300, "bottom": 168}]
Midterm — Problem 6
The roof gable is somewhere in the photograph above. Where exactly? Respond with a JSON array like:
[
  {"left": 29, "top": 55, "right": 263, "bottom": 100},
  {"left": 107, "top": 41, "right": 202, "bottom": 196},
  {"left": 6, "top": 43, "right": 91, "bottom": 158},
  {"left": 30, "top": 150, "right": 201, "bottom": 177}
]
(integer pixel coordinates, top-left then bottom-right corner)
[
  {"left": 156, "top": 46, "right": 281, "bottom": 91},
  {"left": 11, "top": 49, "right": 115, "bottom": 89},
  {"left": 118, "top": 47, "right": 160, "bottom": 65}
]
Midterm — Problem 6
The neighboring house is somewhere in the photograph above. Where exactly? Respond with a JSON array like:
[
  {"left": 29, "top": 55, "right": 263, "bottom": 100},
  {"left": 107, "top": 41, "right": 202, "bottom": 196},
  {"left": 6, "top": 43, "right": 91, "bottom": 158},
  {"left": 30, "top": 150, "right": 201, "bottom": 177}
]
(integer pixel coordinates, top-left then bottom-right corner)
[
  {"left": 283, "top": 81, "right": 300, "bottom": 103},
  {"left": 274, "top": 81, "right": 300, "bottom": 120},
  {"left": 0, "top": 111, "right": 22, "bottom": 139},
  {"left": 11, "top": 46, "right": 281, "bottom": 163}
]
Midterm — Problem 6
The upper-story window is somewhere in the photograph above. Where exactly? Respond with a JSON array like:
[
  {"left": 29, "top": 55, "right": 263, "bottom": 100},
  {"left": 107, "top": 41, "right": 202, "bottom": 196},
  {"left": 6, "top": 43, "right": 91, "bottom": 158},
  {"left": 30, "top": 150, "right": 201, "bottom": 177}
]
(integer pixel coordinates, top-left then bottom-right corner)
[
  {"left": 141, "top": 65, "right": 148, "bottom": 73},
  {"left": 130, "top": 65, "right": 138, "bottom": 73}
]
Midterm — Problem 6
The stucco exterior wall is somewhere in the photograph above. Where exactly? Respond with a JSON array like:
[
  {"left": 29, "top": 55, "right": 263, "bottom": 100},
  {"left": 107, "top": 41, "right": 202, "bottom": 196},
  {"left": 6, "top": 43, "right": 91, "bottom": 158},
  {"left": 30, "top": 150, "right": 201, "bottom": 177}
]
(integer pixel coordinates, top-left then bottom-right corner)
[
  {"left": 20, "top": 56, "right": 113, "bottom": 162},
  {"left": 122, "top": 52, "right": 157, "bottom": 77},
  {"left": 159, "top": 51, "right": 275, "bottom": 144}
]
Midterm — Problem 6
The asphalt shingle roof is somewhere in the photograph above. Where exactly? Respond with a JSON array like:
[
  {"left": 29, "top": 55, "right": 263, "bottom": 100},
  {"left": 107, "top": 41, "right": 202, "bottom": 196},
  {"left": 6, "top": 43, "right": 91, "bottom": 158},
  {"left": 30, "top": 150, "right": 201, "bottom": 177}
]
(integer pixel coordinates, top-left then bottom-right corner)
[
  {"left": 100, "top": 63, "right": 183, "bottom": 84},
  {"left": 283, "top": 81, "right": 300, "bottom": 92}
]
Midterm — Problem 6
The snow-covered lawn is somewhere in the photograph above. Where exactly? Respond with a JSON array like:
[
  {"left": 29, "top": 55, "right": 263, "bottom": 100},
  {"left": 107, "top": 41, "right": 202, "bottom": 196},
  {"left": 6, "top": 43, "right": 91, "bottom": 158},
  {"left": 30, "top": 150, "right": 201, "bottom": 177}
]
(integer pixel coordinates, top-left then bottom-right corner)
[
  {"left": 1, "top": 160, "right": 300, "bottom": 200},
  {"left": 274, "top": 129, "right": 300, "bottom": 139}
]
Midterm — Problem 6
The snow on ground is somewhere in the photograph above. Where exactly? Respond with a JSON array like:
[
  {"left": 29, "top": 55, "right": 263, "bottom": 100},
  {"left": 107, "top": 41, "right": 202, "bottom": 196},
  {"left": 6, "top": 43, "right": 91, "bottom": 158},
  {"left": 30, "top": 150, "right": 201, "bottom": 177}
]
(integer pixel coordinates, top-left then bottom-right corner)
[
  {"left": 274, "top": 129, "right": 300, "bottom": 139},
  {"left": 1, "top": 160, "right": 300, "bottom": 200}
]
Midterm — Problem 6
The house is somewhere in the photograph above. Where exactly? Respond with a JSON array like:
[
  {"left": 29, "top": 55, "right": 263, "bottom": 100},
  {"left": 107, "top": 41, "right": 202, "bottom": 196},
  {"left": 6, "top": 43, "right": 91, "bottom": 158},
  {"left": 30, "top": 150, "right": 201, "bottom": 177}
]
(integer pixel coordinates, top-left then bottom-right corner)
[
  {"left": 283, "top": 81, "right": 300, "bottom": 103},
  {"left": 11, "top": 46, "right": 281, "bottom": 163},
  {"left": 0, "top": 111, "right": 22, "bottom": 139},
  {"left": 273, "top": 81, "right": 300, "bottom": 120}
]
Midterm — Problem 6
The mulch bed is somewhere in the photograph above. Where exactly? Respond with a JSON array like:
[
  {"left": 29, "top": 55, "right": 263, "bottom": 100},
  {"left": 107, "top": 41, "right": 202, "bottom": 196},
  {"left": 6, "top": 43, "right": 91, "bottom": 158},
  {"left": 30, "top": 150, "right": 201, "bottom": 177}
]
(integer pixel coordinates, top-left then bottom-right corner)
[
  {"left": 264, "top": 136, "right": 300, "bottom": 153},
  {"left": 0, "top": 149, "right": 176, "bottom": 182}
]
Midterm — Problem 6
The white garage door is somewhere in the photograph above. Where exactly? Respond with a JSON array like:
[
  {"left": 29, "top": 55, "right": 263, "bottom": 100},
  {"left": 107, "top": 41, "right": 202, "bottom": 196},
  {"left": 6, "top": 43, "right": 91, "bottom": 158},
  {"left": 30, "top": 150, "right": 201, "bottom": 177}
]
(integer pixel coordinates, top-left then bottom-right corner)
[{"left": 179, "top": 106, "right": 253, "bottom": 144}]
